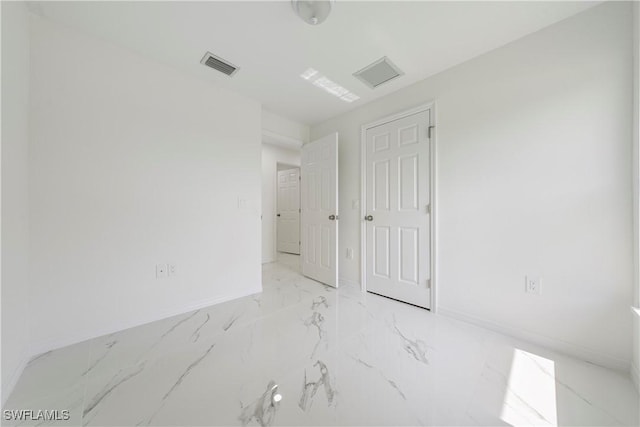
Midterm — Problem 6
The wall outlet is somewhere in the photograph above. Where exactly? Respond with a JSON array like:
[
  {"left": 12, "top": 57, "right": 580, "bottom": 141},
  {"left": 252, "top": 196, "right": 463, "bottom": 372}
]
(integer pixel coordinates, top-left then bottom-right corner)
[
  {"left": 156, "top": 264, "right": 167, "bottom": 279},
  {"left": 168, "top": 264, "right": 177, "bottom": 277},
  {"left": 525, "top": 276, "right": 541, "bottom": 295},
  {"left": 346, "top": 248, "right": 354, "bottom": 260}
]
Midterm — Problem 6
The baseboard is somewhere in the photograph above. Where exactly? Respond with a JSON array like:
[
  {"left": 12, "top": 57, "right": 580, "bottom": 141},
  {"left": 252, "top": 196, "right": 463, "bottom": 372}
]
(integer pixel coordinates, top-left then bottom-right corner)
[
  {"left": 1, "top": 350, "right": 30, "bottom": 408},
  {"left": 338, "top": 277, "right": 360, "bottom": 289},
  {"left": 28, "top": 287, "right": 260, "bottom": 358},
  {"left": 632, "top": 362, "right": 639, "bottom": 393},
  {"left": 438, "top": 306, "right": 630, "bottom": 373}
]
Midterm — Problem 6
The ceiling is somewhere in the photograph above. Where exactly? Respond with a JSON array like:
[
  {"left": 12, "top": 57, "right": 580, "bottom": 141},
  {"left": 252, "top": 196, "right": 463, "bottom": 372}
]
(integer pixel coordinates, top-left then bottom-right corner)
[{"left": 29, "top": 1, "right": 600, "bottom": 125}]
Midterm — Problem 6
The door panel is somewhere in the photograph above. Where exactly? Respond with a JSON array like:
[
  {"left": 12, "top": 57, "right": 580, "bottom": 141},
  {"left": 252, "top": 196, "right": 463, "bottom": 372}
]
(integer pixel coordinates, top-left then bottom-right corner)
[
  {"left": 276, "top": 168, "right": 300, "bottom": 255},
  {"left": 365, "top": 110, "right": 431, "bottom": 309},
  {"left": 301, "top": 133, "right": 338, "bottom": 287}
]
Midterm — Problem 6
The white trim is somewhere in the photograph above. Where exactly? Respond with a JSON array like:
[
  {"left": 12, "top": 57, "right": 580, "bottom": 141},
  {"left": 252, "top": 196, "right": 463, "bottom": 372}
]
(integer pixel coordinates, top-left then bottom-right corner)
[
  {"left": 1, "top": 350, "right": 30, "bottom": 407},
  {"left": 439, "top": 305, "right": 630, "bottom": 373},
  {"left": 339, "top": 277, "right": 360, "bottom": 288},
  {"left": 27, "top": 287, "right": 260, "bottom": 358},
  {"left": 359, "top": 102, "right": 437, "bottom": 312},
  {"left": 262, "top": 130, "right": 304, "bottom": 150}
]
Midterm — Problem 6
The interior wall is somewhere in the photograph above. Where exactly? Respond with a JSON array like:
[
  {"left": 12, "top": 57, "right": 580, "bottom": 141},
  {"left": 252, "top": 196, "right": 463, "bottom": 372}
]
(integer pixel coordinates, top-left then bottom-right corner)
[
  {"left": 261, "top": 144, "right": 301, "bottom": 263},
  {"left": 28, "top": 15, "right": 262, "bottom": 354},
  {"left": 1, "top": 1, "right": 32, "bottom": 405},
  {"left": 311, "top": 2, "right": 633, "bottom": 369},
  {"left": 263, "top": 108, "right": 310, "bottom": 143},
  {"left": 633, "top": 0, "right": 640, "bottom": 392}
]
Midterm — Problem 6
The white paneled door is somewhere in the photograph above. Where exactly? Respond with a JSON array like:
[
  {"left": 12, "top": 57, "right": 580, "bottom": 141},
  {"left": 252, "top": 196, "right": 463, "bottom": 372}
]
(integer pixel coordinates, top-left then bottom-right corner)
[
  {"left": 301, "top": 133, "right": 339, "bottom": 287},
  {"left": 277, "top": 168, "right": 300, "bottom": 255},
  {"left": 365, "top": 109, "right": 432, "bottom": 309}
]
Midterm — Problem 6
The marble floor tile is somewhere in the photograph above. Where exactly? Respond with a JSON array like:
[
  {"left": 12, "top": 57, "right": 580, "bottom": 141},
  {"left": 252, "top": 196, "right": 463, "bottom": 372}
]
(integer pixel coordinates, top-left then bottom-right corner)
[{"left": 3, "top": 253, "right": 639, "bottom": 426}]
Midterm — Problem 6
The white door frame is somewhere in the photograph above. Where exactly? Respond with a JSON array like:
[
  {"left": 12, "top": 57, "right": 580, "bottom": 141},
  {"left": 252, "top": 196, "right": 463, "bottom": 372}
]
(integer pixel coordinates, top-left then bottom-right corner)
[{"left": 360, "top": 102, "right": 438, "bottom": 312}]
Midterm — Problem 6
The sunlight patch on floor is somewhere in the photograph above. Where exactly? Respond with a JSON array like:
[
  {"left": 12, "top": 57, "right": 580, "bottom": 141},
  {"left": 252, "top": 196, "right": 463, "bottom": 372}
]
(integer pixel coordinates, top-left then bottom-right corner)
[{"left": 500, "top": 349, "right": 558, "bottom": 426}]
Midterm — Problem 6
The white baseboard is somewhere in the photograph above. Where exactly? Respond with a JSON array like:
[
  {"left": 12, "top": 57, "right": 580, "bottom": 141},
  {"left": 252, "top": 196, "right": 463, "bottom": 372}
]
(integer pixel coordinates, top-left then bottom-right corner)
[
  {"left": 1, "top": 350, "right": 30, "bottom": 408},
  {"left": 28, "top": 287, "right": 260, "bottom": 358},
  {"left": 338, "top": 277, "right": 360, "bottom": 289},
  {"left": 632, "top": 362, "right": 639, "bottom": 393},
  {"left": 438, "top": 306, "right": 630, "bottom": 373}
]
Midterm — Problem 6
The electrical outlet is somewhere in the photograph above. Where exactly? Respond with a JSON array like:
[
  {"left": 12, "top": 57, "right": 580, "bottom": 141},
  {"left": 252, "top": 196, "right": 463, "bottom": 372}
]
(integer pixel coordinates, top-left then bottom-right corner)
[
  {"left": 156, "top": 264, "right": 167, "bottom": 279},
  {"left": 346, "top": 248, "right": 354, "bottom": 260},
  {"left": 525, "top": 276, "right": 541, "bottom": 295},
  {"left": 168, "top": 264, "right": 176, "bottom": 277}
]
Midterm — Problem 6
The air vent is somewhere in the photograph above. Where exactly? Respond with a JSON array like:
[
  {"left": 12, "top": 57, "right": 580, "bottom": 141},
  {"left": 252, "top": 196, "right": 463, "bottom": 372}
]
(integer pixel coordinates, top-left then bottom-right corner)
[
  {"left": 353, "top": 57, "right": 403, "bottom": 89},
  {"left": 200, "top": 52, "right": 239, "bottom": 77}
]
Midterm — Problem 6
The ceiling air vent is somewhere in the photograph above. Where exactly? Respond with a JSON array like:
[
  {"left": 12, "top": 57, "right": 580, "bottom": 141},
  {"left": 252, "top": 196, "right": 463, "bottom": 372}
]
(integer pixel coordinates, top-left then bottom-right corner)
[
  {"left": 353, "top": 57, "right": 404, "bottom": 89},
  {"left": 200, "top": 52, "right": 239, "bottom": 77}
]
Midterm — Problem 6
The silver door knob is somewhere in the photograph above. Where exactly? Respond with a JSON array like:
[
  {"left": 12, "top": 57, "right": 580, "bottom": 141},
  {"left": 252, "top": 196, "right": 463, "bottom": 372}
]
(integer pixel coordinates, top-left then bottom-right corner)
[
  {"left": 328, "top": 214, "right": 336, "bottom": 220},
  {"left": 365, "top": 215, "right": 373, "bottom": 221}
]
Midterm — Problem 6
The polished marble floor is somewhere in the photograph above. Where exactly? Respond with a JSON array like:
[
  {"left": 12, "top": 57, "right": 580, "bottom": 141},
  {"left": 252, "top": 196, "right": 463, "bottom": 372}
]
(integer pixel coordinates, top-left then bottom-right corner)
[{"left": 4, "top": 254, "right": 639, "bottom": 426}]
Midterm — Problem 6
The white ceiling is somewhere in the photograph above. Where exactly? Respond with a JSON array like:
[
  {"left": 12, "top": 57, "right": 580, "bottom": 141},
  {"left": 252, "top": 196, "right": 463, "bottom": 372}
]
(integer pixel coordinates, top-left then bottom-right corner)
[{"left": 30, "top": 1, "right": 600, "bottom": 125}]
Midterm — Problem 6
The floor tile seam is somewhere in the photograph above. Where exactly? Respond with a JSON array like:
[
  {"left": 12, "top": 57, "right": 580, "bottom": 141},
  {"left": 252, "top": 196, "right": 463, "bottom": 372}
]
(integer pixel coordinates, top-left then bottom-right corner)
[{"left": 457, "top": 337, "right": 498, "bottom": 424}]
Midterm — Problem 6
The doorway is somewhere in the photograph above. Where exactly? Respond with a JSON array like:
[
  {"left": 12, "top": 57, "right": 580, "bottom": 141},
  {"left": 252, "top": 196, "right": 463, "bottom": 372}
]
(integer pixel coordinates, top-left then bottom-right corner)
[
  {"left": 361, "top": 104, "right": 436, "bottom": 309},
  {"left": 276, "top": 165, "right": 300, "bottom": 255}
]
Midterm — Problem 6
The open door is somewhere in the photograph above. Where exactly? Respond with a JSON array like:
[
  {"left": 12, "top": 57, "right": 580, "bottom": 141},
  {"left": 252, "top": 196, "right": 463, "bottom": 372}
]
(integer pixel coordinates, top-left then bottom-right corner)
[{"left": 301, "top": 133, "right": 338, "bottom": 287}]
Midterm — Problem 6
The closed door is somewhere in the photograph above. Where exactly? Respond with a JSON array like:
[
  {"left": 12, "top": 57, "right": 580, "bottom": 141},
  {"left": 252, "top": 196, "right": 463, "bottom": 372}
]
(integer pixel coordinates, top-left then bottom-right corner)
[
  {"left": 277, "top": 168, "right": 300, "bottom": 255},
  {"left": 365, "top": 109, "right": 431, "bottom": 309},
  {"left": 301, "top": 133, "right": 339, "bottom": 287}
]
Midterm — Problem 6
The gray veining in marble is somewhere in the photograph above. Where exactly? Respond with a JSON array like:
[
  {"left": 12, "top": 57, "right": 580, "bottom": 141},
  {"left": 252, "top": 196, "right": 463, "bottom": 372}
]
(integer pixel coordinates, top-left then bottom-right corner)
[
  {"left": 191, "top": 314, "right": 210, "bottom": 343},
  {"left": 144, "top": 343, "right": 216, "bottom": 425},
  {"left": 223, "top": 312, "right": 242, "bottom": 332},
  {"left": 82, "top": 340, "right": 117, "bottom": 376},
  {"left": 239, "top": 381, "right": 280, "bottom": 427},
  {"left": 392, "top": 315, "right": 429, "bottom": 365},
  {"left": 3, "top": 253, "right": 638, "bottom": 426},
  {"left": 298, "top": 360, "right": 335, "bottom": 412},
  {"left": 83, "top": 362, "right": 146, "bottom": 420}
]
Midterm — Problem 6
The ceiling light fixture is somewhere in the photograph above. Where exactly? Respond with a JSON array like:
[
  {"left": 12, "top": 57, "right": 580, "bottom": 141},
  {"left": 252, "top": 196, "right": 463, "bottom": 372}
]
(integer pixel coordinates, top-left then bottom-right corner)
[
  {"left": 291, "top": 0, "right": 333, "bottom": 26},
  {"left": 300, "top": 68, "right": 360, "bottom": 103}
]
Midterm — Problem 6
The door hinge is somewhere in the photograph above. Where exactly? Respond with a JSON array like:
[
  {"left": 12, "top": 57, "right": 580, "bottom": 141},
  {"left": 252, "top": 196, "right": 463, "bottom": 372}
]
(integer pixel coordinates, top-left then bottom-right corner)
[
  {"left": 299, "top": 208, "right": 301, "bottom": 213},
  {"left": 426, "top": 279, "right": 431, "bottom": 289},
  {"left": 426, "top": 204, "right": 431, "bottom": 214},
  {"left": 428, "top": 125, "right": 435, "bottom": 139}
]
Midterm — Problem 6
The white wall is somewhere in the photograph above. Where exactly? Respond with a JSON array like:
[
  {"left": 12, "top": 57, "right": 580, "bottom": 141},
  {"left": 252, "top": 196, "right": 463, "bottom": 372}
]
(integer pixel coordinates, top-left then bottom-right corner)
[
  {"left": 261, "top": 144, "right": 300, "bottom": 263},
  {"left": 28, "top": 15, "right": 262, "bottom": 354},
  {"left": 311, "top": 2, "right": 633, "bottom": 370},
  {"left": 1, "top": 1, "right": 32, "bottom": 405},
  {"left": 263, "top": 109, "right": 309, "bottom": 144},
  {"left": 633, "top": 0, "right": 640, "bottom": 392}
]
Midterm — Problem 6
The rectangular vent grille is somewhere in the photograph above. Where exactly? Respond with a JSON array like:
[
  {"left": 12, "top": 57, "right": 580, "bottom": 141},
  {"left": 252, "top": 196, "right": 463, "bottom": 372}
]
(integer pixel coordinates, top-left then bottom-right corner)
[
  {"left": 353, "top": 57, "right": 403, "bottom": 89},
  {"left": 200, "top": 52, "right": 239, "bottom": 77}
]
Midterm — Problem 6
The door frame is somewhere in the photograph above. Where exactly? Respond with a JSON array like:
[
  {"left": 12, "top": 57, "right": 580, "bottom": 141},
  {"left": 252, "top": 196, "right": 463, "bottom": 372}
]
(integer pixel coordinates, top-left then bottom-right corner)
[{"left": 360, "top": 102, "right": 438, "bottom": 311}]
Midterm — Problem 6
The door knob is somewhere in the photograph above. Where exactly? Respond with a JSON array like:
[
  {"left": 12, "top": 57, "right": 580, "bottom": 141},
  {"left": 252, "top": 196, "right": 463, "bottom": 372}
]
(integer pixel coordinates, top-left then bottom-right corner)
[
  {"left": 277, "top": 214, "right": 281, "bottom": 217},
  {"left": 328, "top": 214, "right": 336, "bottom": 220},
  {"left": 365, "top": 215, "right": 373, "bottom": 221}
]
